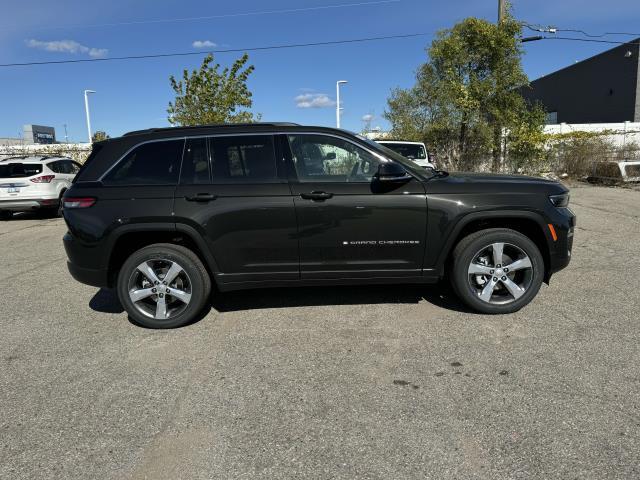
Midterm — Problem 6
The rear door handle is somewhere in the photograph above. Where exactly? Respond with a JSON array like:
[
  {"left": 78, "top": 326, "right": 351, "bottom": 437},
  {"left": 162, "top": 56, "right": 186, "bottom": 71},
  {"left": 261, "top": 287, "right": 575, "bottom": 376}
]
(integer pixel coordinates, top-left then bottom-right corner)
[
  {"left": 300, "top": 191, "right": 333, "bottom": 201},
  {"left": 185, "top": 193, "right": 218, "bottom": 202}
]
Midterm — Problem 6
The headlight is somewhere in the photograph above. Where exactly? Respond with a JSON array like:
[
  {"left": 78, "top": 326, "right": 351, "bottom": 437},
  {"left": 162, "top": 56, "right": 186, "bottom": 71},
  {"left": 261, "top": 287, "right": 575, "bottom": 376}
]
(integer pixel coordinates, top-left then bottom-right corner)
[{"left": 549, "top": 193, "right": 570, "bottom": 208}]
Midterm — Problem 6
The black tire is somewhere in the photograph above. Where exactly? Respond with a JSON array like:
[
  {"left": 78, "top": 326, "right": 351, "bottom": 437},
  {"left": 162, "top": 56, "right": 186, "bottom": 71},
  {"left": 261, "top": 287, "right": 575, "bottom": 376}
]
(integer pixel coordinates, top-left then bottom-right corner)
[
  {"left": 450, "top": 228, "right": 544, "bottom": 314},
  {"left": 116, "top": 243, "right": 212, "bottom": 328},
  {"left": 0, "top": 210, "right": 13, "bottom": 220}
]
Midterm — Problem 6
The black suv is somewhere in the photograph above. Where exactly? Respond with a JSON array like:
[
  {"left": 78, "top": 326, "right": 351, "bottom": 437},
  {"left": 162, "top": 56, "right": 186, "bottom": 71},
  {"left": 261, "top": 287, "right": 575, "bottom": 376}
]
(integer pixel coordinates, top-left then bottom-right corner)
[{"left": 63, "top": 123, "right": 575, "bottom": 328}]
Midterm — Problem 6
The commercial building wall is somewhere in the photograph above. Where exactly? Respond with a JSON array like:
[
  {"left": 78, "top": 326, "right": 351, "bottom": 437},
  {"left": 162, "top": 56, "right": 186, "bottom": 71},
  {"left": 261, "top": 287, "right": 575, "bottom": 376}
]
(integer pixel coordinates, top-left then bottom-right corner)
[{"left": 522, "top": 40, "right": 640, "bottom": 124}]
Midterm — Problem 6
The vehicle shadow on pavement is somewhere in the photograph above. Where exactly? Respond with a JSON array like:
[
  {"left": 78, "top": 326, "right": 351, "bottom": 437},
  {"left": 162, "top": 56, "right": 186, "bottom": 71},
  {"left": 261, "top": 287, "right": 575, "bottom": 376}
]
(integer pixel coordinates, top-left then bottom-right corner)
[
  {"left": 211, "top": 283, "right": 473, "bottom": 314},
  {"left": 88, "top": 282, "right": 474, "bottom": 325},
  {"left": 89, "top": 288, "right": 125, "bottom": 314}
]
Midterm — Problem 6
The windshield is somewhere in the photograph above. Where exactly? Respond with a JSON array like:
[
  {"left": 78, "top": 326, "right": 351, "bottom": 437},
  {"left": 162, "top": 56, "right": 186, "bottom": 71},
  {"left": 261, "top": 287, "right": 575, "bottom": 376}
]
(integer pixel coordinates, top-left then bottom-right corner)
[
  {"left": 0, "top": 163, "right": 43, "bottom": 178},
  {"left": 356, "top": 136, "right": 434, "bottom": 180},
  {"left": 380, "top": 142, "right": 427, "bottom": 160}
]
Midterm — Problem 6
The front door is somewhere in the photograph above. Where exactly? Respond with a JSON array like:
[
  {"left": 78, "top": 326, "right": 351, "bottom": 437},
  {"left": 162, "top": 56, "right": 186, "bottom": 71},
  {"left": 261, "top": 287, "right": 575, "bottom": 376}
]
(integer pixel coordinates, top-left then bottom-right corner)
[
  {"left": 173, "top": 134, "right": 299, "bottom": 285},
  {"left": 283, "top": 133, "right": 427, "bottom": 279}
]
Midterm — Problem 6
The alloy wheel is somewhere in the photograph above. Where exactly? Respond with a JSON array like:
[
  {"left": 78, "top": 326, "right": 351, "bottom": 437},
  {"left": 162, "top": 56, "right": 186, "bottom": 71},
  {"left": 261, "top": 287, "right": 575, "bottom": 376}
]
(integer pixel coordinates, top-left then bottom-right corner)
[
  {"left": 127, "top": 259, "right": 192, "bottom": 320},
  {"left": 467, "top": 242, "right": 534, "bottom": 305}
]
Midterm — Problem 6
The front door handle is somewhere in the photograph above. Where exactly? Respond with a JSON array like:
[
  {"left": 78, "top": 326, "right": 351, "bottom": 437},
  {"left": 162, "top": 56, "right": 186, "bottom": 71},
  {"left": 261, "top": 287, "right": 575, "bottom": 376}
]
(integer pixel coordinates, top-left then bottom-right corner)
[
  {"left": 185, "top": 193, "right": 218, "bottom": 202},
  {"left": 300, "top": 191, "right": 333, "bottom": 201}
]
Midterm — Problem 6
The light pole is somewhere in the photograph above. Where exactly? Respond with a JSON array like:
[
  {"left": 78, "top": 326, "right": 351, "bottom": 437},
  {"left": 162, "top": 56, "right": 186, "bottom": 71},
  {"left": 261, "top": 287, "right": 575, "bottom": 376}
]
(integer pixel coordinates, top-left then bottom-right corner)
[
  {"left": 84, "top": 89, "right": 96, "bottom": 143},
  {"left": 336, "top": 80, "right": 348, "bottom": 128}
]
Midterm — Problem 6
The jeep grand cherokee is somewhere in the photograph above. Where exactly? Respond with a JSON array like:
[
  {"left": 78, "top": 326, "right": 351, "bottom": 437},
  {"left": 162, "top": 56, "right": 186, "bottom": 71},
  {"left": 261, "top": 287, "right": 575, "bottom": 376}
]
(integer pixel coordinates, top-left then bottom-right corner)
[{"left": 63, "top": 123, "right": 575, "bottom": 328}]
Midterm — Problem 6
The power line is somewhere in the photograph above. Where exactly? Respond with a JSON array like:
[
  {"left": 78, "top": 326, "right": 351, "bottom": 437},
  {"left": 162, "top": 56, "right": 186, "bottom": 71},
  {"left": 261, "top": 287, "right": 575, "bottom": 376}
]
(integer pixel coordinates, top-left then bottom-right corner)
[
  {"left": 38, "top": 0, "right": 401, "bottom": 30},
  {"left": 523, "top": 23, "right": 640, "bottom": 38},
  {"left": 0, "top": 33, "right": 430, "bottom": 68},
  {"left": 540, "top": 36, "right": 640, "bottom": 46}
]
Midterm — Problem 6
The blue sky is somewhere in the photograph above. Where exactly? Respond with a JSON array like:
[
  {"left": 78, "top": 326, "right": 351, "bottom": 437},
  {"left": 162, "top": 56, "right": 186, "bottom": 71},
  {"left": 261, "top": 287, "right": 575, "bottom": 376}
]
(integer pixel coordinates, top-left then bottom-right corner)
[{"left": 1, "top": 0, "right": 639, "bottom": 141}]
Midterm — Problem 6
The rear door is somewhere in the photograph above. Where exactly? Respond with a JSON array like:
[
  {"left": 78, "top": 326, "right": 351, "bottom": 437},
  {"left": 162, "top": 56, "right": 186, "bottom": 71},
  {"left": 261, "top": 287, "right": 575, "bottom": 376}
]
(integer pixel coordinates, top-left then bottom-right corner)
[
  {"left": 284, "top": 133, "right": 427, "bottom": 279},
  {"left": 96, "top": 139, "right": 184, "bottom": 226},
  {"left": 172, "top": 134, "right": 298, "bottom": 285}
]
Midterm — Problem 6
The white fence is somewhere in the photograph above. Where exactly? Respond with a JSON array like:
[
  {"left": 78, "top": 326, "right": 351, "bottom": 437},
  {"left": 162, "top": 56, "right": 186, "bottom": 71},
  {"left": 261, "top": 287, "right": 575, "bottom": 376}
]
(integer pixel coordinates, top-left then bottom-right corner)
[
  {"left": 0, "top": 143, "right": 92, "bottom": 162},
  {"left": 544, "top": 121, "right": 640, "bottom": 149}
]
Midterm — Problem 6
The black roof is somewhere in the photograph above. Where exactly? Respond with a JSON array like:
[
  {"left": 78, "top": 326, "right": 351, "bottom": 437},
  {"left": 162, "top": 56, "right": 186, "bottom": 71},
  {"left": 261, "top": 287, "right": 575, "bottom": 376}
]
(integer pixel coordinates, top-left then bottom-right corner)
[{"left": 123, "top": 122, "right": 301, "bottom": 137}]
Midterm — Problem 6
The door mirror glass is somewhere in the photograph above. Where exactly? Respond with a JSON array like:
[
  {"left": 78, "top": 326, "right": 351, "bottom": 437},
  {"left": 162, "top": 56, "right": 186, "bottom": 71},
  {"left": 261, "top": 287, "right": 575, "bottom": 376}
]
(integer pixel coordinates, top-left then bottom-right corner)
[{"left": 375, "top": 162, "right": 411, "bottom": 182}]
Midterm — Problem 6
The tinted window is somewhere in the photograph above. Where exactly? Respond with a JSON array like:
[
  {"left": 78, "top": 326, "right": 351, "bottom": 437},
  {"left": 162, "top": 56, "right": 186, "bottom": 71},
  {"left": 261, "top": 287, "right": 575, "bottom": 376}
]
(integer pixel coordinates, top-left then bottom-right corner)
[
  {"left": 210, "top": 135, "right": 277, "bottom": 183},
  {"left": 180, "top": 138, "right": 210, "bottom": 184},
  {"left": 103, "top": 140, "right": 184, "bottom": 185},
  {"left": 46, "top": 161, "right": 61, "bottom": 173},
  {"left": 287, "top": 134, "right": 382, "bottom": 183},
  {"left": 380, "top": 143, "right": 426, "bottom": 160},
  {"left": 50, "top": 160, "right": 74, "bottom": 174},
  {"left": 0, "top": 163, "right": 43, "bottom": 178},
  {"left": 70, "top": 161, "right": 82, "bottom": 174}
]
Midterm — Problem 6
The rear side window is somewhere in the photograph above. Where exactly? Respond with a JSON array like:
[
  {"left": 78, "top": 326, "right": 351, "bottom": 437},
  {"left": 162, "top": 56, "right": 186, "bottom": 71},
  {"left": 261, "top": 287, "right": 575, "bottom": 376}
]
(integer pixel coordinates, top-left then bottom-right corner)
[
  {"left": 180, "top": 138, "right": 210, "bottom": 184},
  {"left": 210, "top": 135, "right": 277, "bottom": 183},
  {"left": 0, "top": 163, "right": 43, "bottom": 178},
  {"left": 103, "top": 140, "right": 184, "bottom": 186}
]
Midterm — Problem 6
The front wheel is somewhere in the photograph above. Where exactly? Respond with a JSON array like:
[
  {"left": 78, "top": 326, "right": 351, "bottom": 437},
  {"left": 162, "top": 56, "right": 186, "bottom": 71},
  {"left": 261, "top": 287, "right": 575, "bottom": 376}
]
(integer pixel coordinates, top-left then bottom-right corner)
[
  {"left": 117, "top": 244, "right": 212, "bottom": 328},
  {"left": 450, "top": 228, "right": 544, "bottom": 314}
]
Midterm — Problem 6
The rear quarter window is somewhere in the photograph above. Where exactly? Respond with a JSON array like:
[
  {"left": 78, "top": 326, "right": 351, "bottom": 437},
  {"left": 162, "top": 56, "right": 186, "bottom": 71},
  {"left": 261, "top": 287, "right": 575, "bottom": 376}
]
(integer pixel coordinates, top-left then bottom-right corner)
[{"left": 102, "top": 139, "right": 184, "bottom": 186}]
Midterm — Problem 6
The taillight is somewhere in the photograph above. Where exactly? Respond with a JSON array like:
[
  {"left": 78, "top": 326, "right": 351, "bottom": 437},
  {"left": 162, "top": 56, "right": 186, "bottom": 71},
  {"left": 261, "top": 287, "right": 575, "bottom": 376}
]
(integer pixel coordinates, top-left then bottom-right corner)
[
  {"left": 63, "top": 197, "right": 96, "bottom": 209},
  {"left": 30, "top": 175, "right": 55, "bottom": 183}
]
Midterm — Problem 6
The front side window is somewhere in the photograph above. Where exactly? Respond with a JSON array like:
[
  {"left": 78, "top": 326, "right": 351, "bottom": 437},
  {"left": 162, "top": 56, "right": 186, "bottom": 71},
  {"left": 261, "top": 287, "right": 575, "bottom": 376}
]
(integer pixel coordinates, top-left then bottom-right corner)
[
  {"left": 288, "top": 134, "right": 382, "bottom": 183},
  {"left": 103, "top": 139, "right": 184, "bottom": 185},
  {"left": 180, "top": 138, "right": 210, "bottom": 184},
  {"left": 210, "top": 135, "right": 277, "bottom": 183}
]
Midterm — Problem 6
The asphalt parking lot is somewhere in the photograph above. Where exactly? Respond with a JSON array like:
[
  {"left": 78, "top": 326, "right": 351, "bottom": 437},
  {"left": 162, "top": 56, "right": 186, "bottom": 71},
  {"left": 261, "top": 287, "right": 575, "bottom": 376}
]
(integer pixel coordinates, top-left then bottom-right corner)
[{"left": 1, "top": 184, "right": 639, "bottom": 479}]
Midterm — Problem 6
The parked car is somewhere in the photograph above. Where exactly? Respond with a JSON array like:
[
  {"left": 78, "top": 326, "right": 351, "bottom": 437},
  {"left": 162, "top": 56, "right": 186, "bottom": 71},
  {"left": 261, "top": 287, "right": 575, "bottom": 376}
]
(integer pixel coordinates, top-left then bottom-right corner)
[
  {"left": 376, "top": 140, "right": 435, "bottom": 169},
  {"left": 0, "top": 156, "right": 82, "bottom": 219},
  {"left": 63, "top": 123, "right": 575, "bottom": 328}
]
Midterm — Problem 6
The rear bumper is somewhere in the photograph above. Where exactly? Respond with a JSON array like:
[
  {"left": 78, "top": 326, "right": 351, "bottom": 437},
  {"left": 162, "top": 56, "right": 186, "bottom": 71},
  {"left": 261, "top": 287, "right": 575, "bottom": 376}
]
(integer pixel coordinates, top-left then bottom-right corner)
[
  {"left": 0, "top": 197, "right": 59, "bottom": 211},
  {"left": 63, "top": 232, "right": 109, "bottom": 288},
  {"left": 67, "top": 261, "right": 108, "bottom": 288}
]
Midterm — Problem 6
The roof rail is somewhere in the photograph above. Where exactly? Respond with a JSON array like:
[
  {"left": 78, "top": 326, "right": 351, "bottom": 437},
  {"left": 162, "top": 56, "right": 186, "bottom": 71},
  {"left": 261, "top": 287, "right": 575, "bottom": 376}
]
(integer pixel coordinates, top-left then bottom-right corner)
[{"left": 123, "top": 122, "right": 301, "bottom": 137}]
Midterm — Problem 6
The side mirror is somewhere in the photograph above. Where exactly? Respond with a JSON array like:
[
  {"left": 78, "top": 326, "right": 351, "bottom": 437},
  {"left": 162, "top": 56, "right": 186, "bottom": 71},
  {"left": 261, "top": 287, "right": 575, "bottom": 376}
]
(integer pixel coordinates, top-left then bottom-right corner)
[
  {"left": 325, "top": 152, "right": 336, "bottom": 160},
  {"left": 374, "top": 162, "right": 412, "bottom": 182}
]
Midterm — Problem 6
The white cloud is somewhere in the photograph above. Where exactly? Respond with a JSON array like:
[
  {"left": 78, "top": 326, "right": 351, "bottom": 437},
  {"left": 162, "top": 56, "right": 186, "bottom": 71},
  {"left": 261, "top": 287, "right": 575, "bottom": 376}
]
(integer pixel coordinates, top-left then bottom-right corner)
[
  {"left": 295, "top": 93, "right": 335, "bottom": 109},
  {"left": 192, "top": 40, "right": 217, "bottom": 48},
  {"left": 26, "top": 39, "right": 108, "bottom": 57},
  {"left": 362, "top": 114, "right": 375, "bottom": 122}
]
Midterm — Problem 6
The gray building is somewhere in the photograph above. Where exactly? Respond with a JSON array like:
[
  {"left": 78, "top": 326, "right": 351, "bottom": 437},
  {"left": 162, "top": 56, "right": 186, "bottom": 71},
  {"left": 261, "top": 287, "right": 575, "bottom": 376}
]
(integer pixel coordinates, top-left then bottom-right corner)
[
  {"left": 521, "top": 38, "right": 640, "bottom": 124},
  {"left": 23, "top": 124, "right": 56, "bottom": 144}
]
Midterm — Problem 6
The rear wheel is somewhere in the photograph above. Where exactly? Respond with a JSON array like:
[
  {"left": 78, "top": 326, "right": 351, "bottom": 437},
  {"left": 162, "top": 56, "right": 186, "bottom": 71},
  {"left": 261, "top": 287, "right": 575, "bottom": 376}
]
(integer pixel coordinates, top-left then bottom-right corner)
[
  {"left": 450, "top": 228, "right": 544, "bottom": 314},
  {"left": 117, "top": 244, "right": 211, "bottom": 328},
  {"left": 0, "top": 210, "right": 13, "bottom": 220}
]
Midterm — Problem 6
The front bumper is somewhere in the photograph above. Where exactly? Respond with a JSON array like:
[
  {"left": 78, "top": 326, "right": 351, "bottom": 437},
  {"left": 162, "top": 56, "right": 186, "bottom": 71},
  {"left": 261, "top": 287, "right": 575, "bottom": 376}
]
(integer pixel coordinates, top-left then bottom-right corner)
[{"left": 548, "top": 207, "right": 576, "bottom": 276}]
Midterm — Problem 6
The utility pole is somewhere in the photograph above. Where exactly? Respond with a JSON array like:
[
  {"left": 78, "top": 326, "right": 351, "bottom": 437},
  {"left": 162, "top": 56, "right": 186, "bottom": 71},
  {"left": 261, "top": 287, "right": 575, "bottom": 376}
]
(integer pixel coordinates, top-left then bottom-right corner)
[
  {"left": 336, "top": 80, "right": 348, "bottom": 128},
  {"left": 84, "top": 89, "right": 96, "bottom": 144},
  {"left": 63, "top": 124, "right": 69, "bottom": 144},
  {"left": 498, "top": 0, "right": 505, "bottom": 23}
]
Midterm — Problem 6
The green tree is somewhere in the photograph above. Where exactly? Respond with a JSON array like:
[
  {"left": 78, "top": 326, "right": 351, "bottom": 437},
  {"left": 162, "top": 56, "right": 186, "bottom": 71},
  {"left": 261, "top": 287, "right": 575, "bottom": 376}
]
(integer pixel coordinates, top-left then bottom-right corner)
[
  {"left": 91, "top": 131, "right": 110, "bottom": 142},
  {"left": 384, "top": 9, "right": 544, "bottom": 172},
  {"left": 168, "top": 53, "right": 260, "bottom": 125}
]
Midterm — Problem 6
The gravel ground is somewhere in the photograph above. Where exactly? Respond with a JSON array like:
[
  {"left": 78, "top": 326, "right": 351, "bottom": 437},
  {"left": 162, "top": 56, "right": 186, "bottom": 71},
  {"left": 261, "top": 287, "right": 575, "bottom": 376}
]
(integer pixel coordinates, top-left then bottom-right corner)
[{"left": 1, "top": 184, "right": 639, "bottom": 479}]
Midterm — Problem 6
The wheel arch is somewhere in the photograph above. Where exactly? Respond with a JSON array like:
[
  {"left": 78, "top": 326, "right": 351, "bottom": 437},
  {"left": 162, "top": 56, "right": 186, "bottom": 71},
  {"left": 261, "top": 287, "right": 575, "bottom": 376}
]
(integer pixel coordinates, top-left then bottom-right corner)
[
  {"left": 105, "top": 223, "right": 219, "bottom": 287},
  {"left": 438, "top": 211, "right": 552, "bottom": 283}
]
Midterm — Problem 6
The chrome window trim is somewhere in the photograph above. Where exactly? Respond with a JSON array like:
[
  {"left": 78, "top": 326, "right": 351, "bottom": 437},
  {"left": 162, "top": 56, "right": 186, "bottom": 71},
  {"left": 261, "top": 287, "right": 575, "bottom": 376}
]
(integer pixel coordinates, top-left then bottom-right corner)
[{"left": 98, "top": 131, "right": 402, "bottom": 183}]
